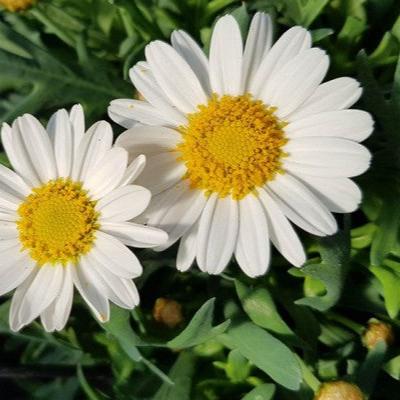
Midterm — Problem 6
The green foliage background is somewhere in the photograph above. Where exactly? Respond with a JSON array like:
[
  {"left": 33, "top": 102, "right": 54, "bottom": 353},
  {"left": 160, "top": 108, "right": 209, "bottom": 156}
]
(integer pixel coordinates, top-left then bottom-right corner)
[{"left": 1, "top": 0, "right": 400, "bottom": 399}]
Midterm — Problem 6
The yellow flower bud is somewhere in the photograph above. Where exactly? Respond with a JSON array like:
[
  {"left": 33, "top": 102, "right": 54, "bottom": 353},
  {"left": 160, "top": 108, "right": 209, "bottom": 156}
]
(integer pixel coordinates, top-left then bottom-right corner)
[
  {"left": 362, "top": 320, "right": 394, "bottom": 350},
  {"left": 0, "top": 0, "right": 35, "bottom": 11},
  {"left": 315, "top": 381, "right": 364, "bottom": 400},
  {"left": 153, "top": 298, "right": 183, "bottom": 329}
]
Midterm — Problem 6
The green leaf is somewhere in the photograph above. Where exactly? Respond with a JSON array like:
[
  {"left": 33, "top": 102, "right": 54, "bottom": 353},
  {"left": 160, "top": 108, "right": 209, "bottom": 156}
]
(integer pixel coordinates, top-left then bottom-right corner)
[
  {"left": 370, "top": 195, "right": 400, "bottom": 266},
  {"left": 370, "top": 262, "right": 400, "bottom": 318},
  {"left": 168, "top": 298, "right": 230, "bottom": 349},
  {"left": 295, "top": 227, "right": 350, "bottom": 311},
  {"left": 393, "top": 53, "right": 400, "bottom": 112},
  {"left": 153, "top": 352, "right": 196, "bottom": 400},
  {"left": 283, "top": 0, "right": 329, "bottom": 27},
  {"left": 77, "top": 365, "right": 105, "bottom": 400},
  {"left": 226, "top": 321, "right": 302, "bottom": 390},
  {"left": 384, "top": 354, "right": 400, "bottom": 380},
  {"left": 242, "top": 383, "right": 276, "bottom": 400},
  {"left": 311, "top": 28, "right": 334, "bottom": 43},
  {"left": 235, "top": 280, "right": 296, "bottom": 339},
  {"left": 102, "top": 306, "right": 172, "bottom": 385},
  {"left": 225, "top": 349, "right": 251, "bottom": 383},
  {"left": 338, "top": 16, "right": 366, "bottom": 46}
]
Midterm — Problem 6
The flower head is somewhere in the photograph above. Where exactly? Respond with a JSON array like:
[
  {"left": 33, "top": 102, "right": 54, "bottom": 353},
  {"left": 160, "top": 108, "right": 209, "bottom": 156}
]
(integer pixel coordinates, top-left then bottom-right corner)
[
  {"left": 0, "top": 105, "right": 167, "bottom": 332},
  {"left": 315, "top": 381, "right": 364, "bottom": 400},
  {"left": 109, "top": 13, "right": 373, "bottom": 277},
  {"left": 0, "top": 0, "right": 35, "bottom": 11},
  {"left": 362, "top": 319, "right": 394, "bottom": 349}
]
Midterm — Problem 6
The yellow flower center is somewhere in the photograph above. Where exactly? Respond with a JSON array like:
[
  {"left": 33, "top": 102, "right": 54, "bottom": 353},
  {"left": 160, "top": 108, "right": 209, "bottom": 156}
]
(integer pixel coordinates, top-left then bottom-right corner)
[
  {"left": 17, "top": 179, "right": 99, "bottom": 266},
  {"left": 176, "top": 94, "right": 287, "bottom": 199},
  {"left": 0, "top": 0, "right": 35, "bottom": 11}
]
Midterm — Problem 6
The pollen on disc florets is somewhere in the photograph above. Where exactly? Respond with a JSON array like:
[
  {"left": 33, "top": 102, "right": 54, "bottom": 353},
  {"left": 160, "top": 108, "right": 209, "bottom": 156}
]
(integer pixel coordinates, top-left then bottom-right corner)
[
  {"left": 17, "top": 178, "right": 100, "bottom": 266},
  {"left": 176, "top": 94, "right": 287, "bottom": 200}
]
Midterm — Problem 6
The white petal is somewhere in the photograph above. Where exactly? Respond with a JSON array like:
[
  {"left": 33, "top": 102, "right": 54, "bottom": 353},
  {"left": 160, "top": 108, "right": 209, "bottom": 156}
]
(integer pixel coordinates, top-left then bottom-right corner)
[
  {"left": 0, "top": 249, "right": 35, "bottom": 296},
  {"left": 0, "top": 188, "right": 22, "bottom": 211},
  {"left": 235, "top": 195, "right": 270, "bottom": 277},
  {"left": 283, "top": 137, "right": 372, "bottom": 177},
  {"left": 196, "top": 195, "right": 239, "bottom": 274},
  {"left": 267, "top": 173, "right": 337, "bottom": 236},
  {"left": 171, "top": 30, "right": 211, "bottom": 95},
  {"left": 91, "top": 231, "right": 143, "bottom": 278},
  {"left": 177, "top": 219, "right": 199, "bottom": 272},
  {"left": 258, "top": 188, "right": 306, "bottom": 266},
  {"left": 151, "top": 185, "right": 206, "bottom": 251},
  {"left": 3, "top": 121, "right": 40, "bottom": 187},
  {"left": 242, "top": 12, "right": 273, "bottom": 90},
  {"left": 50, "top": 109, "right": 74, "bottom": 177},
  {"left": 9, "top": 267, "right": 39, "bottom": 331},
  {"left": 294, "top": 175, "right": 362, "bottom": 213},
  {"left": 120, "top": 155, "right": 146, "bottom": 186},
  {"left": 69, "top": 104, "right": 85, "bottom": 156},
  {"left": 0, "top": 211, "right": 17, "bottom": 221},
  {"left": 0, "top": 164, "right": 31, "bottom": 198},
  {"left": 108, "top": 99, "right": 173, "bottom": 128},
  {"left": 285, "top": 110, "right": 374, "bottom": 142},
  {"left": 95, "top": 262, "right": 139, "bottom": 309},
  {"left": 287, "top": 77, "right": 363, "bottom": 120},
  {"left": 261, "top": 48, "right": 329, "bottom": 118},
  {"left": 72, "top": 258, "right": 110, "bottom": 322},
  {"left": 145, "top": 41, "right": 207, "bottom": 113},
  {"left": 97, "top": 185, "right": 151, "bottom": 222},
  {"left": 72, "top": 121, "right": 113, "bottom": 181},
  {"left": 116, "top": 126, "right": 181, "bottom": 160},
  {"left": 0, "top": 221, "right": 18, "bottom": 239},
  {"left": 0, "top": 238, "right": 19, "bottom": 251},
  {"left": 250, "top": 26, "right": 311, "bottom": 96},
  {"left": 17, "top": 264, "right": 64, "bottom": 327},
  {"left": 129, "top": 62, "right": 187, "bottom": 126},
  {"left": 84, "top": 147, "right": 128, "bottom": 200},
  {"left": 40, "top": 266, "right": 74, "bottom": 332},
  {"left": 135, "top": 152, "right": 186, "bottom": 195},
  {"left": 209, "top": 15, "right": 243, "bottom": 95},
  {"left": 144, "top": 180, "right": 188, "bottom": 223},
  {"left": 16, "top": 115, "right": 57, "bottom": 183},
  {"left": 100, "top": 221, "right": 168, "bottom": 248}
]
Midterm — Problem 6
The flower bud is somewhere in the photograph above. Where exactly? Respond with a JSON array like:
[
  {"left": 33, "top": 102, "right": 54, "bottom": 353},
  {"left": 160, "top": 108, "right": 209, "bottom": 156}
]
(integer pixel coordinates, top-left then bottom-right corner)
[
  {"left": 362, "top": 319, "right": 394, "bottom": 349},
  {"left": 315, "top": 381, "right": 364, "bottom": 400},
  {"left": 0, "top": 0, "right": 35, "bottom": 11},
  {"left": 153, "top": 297, "right": 183, "bottom": 329}
]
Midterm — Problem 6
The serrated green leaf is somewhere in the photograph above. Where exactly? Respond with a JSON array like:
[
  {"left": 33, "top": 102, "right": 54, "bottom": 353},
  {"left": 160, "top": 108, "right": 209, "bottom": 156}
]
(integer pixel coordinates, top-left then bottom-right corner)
[
  {"left": 295, "top": 227, "right": 350, "bottom": 311},
  {"left": 226, "top": 321, "right": 301, "bottom": 390},
  {"left": 370, "top": 195, "right": 400, "bottom": 266},
  {"left": 168, "top": 298, "right": 230, "bottom": 349}
]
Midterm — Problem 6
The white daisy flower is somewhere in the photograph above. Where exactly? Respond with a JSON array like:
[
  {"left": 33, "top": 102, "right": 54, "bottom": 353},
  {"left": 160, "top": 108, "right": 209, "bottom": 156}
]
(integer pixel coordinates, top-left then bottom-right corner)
[
  {"left": 0, "top": 105, "right": 168, "bottom": 332},
  {"left": 108, "top": 13, "right": 373, "bottom": 277}
]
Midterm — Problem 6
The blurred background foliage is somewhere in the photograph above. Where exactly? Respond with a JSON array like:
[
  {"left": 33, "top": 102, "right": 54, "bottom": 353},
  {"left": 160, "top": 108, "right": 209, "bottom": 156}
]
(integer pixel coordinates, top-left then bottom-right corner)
[{"left": 1, "top": 0, "right": 400, "bottom": 399}]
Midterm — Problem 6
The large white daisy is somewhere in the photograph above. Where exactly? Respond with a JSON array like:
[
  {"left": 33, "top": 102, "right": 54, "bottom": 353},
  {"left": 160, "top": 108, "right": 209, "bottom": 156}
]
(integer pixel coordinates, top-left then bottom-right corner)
[
  {"left": 109, "top": 13, "right": 374, "bottom": 277},
  {"left": 0, "top": 105, "right": 167, "bottom": 332}
]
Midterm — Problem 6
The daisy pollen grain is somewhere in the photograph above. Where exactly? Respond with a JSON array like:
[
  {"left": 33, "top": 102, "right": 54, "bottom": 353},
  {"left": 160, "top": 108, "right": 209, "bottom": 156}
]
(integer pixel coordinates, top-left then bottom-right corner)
[
  {"left": 177, "top": 94, "right": 287, "bottom": 199},
  {"left": 17, "top": 178, "right": 99, "bottom": 266}
]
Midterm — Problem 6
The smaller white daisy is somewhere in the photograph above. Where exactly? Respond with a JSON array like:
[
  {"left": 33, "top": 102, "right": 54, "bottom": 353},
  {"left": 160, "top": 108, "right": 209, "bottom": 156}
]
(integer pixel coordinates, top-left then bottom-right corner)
[
  {"left": 108, "top": 12, "right": 374, "bottom": 278},
  {"left": 0, "top": 105, "right": 168, "bottom": 332}
]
